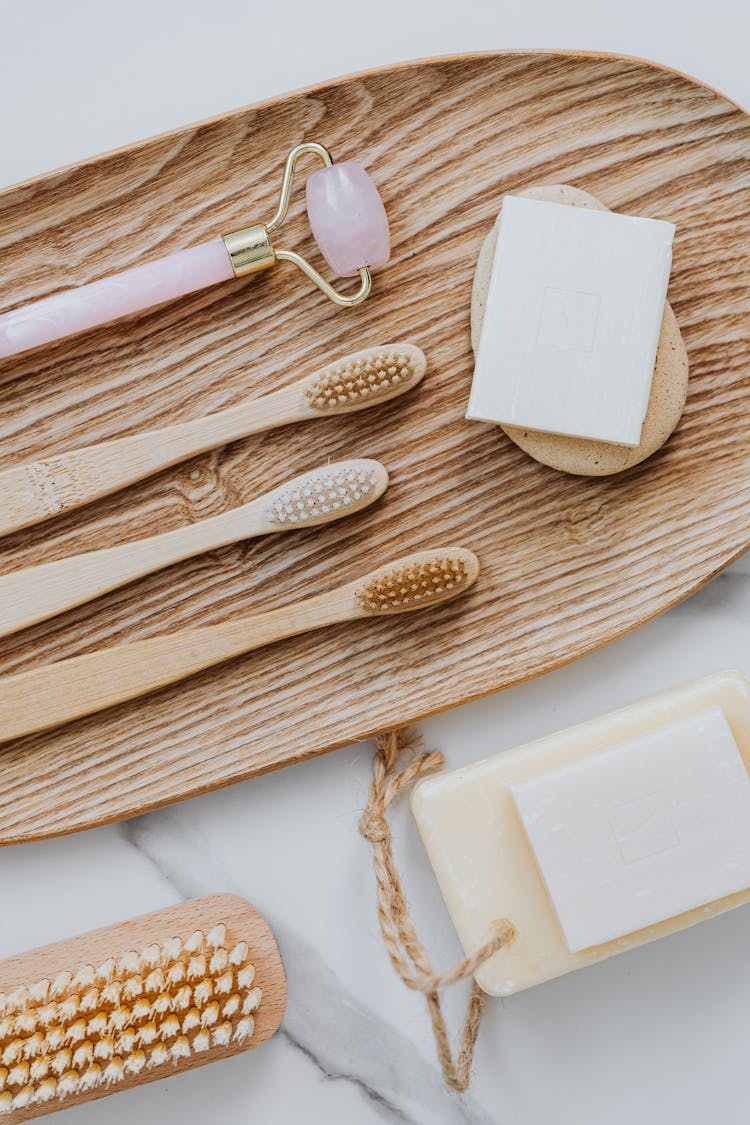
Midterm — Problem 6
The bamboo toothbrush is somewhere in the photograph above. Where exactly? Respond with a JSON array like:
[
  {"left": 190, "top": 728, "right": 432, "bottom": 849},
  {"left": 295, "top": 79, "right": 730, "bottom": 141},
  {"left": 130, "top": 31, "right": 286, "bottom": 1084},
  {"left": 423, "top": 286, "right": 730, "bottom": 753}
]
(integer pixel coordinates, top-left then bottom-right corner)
[
  {"left": 0, "top": 895, "right": 285, "bottom": 1122},
  {"left": 0, "top": 344, "right": 425, "bottom": 538},
  {"left": 0, "top": 459, "right": 387, "bottom": 640},
  {"left": 0, "top": 548, "right": 478, "bottom": 744}
]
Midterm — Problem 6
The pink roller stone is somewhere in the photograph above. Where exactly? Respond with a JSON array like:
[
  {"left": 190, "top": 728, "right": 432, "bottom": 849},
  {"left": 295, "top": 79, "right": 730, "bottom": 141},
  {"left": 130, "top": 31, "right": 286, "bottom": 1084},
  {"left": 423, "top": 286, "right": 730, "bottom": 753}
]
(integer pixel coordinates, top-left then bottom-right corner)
[
  {"left": 306, "top": 162, "right": 390, "bottom": 278},
  {"left": 0, "top": 238, "right": 234, "bottom": 359}
]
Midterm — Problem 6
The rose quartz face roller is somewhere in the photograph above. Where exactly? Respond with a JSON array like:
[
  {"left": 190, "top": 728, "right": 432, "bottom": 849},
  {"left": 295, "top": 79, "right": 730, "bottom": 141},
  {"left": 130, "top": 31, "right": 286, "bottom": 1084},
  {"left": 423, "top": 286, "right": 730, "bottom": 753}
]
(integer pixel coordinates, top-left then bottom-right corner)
[{"left": 0, "top": 142, "right": 390, "bottom": 360}]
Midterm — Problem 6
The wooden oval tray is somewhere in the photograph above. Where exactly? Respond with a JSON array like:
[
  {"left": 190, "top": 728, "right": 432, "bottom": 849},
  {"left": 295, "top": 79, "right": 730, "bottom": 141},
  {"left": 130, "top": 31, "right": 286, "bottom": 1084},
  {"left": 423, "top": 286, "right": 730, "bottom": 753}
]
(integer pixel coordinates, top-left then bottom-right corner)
[{"left": 0, "top": 51, "right": 748, "bottom": 844}]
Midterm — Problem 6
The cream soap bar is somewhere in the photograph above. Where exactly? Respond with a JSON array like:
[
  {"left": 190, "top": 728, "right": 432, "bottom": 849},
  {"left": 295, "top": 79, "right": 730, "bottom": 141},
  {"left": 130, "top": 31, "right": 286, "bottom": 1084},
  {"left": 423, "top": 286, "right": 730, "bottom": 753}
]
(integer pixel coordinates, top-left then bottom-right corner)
[
  {"left": 412, "top": 671, "right": 750, "bottom": 996},
  {"left": 466, "top": 195, "right": 675, "bottom": 446}
]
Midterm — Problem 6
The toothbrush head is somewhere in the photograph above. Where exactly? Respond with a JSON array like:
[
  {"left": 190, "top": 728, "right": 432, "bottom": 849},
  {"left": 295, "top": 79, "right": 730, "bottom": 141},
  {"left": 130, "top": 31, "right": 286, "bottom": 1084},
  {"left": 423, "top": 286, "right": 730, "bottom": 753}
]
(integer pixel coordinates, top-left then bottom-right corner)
[
  {"left": 304, "top": 344, "right": 426, "bottom": 414},
  {"left": 262, "top": 459, "right": 388, "bottom": 529},
  {"left": 355, "top": 548, "right": 479, "bottom": 615}
]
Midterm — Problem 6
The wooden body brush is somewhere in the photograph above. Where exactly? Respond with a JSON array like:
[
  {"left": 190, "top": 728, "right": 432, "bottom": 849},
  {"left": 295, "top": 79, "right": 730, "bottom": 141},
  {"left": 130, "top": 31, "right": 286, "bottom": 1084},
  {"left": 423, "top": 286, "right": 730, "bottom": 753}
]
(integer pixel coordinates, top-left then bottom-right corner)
[
  {"left": 0, "top": 895, "right": 285, "bottom": 1121},
  {"left": 0, "top": 344, "right": 424, "bottom": 537},
  {"left": 0, "top": 459, "right": 388, "bottom": 639},
  {"left": 0, "top": 548, "right": 478, "bottom": 744}
]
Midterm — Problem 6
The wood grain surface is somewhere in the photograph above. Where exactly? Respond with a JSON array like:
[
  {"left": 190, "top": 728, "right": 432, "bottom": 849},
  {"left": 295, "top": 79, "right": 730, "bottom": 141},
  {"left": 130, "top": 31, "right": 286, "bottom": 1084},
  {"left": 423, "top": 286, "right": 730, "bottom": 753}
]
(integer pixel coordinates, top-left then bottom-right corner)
[
  {"left": 0, "top": 51, "right": 748, "bottom": 843},
  {"left": 0, "top": 894, "right": 286, "bottom": 1121}
]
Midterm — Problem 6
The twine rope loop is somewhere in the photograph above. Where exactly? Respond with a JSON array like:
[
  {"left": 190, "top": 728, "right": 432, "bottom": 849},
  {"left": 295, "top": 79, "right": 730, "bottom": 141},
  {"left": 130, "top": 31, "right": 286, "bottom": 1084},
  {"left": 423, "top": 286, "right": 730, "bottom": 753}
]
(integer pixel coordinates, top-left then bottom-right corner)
[{"left": 358, "top": 727, "right": 517, "bottom": 1093}]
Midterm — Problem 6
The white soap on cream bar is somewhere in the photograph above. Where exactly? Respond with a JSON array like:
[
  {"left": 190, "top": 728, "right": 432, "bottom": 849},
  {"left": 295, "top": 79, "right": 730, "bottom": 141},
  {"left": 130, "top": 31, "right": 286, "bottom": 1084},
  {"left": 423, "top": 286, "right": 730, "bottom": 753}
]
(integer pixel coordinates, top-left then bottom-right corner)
[
  {"left": 510, "top": 706, "right": 750, "bottom": 952},
  {"left": 466, "top": 196, "right": 675, "bottom": 446},
  {"left": 412, "top": 671, "right": 750, "bottom": 996}
]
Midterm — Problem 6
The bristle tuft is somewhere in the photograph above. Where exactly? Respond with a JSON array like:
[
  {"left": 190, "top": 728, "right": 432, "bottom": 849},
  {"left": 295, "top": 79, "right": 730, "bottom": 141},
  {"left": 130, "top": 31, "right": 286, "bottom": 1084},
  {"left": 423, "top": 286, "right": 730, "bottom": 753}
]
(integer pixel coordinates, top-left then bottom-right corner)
[
  {"left": 173, "top": 985, "right": 191, "bottom": 1011},
  {"left": 97, "top": 958, "right": 116, "bottom": 984},
  {"left": 81, "top": 987, "right": 100, "bottom": 1013},
  {"left": 80, "top": 1064, "right": 101, "bottom": 1090},
  {"left": 148, "top": 1043, "right": 168, "bottom": 1068},
  {"left": 206, "top": 925, "right": 226, "bottom": 949},
  {"left": 29, "top": 1057, "right": 48, "bottom": 1082},
  {"left": 184, "top": 931, "right": 204, "bottom": 955},
  {"left": 143, "top": 944, "right": 162, "bottom": 969},
  {"left": 73, "top": 966, "right": 95, "bottom": 990},
  {"left": 103, "top": 1058, "right": 123, "bottom": 1085},
  {"left": 193, "top": 979, "right": 212, "bottom": 1006},
  {"left": 12, "top": 1084, "right": 33, "bottom": 1109},
  {"left": 243, "top": 987, "right": 262, "bottom": 1014},
  {"left": 237, "top": 964, "right": 255, "bottom": 989},
  {"left": 118, "top": 952, "right": 139, "bottom": 976},
  {"left": 305, "top": 346, "right": 424, "bottom": 412},
  {"left": 235, "top": 1017, "right": 255, "bottom": 1043},
  {"left": 8, "top": 1062, "right": 28, "bottom": 1087},
  {"left": 212, "top": 1021, "right": 233, "bottom": 1048},
  {"left": 8, "top": 989, "right": 27, "bottom": 1013},
  {"left": 355, "top": 550, "right": 478, "bottom": 614},
  {"left": 222, "top": 995, "right": 240, "bottom": 1018},
  {"left": 0, "top": 918, "right": 261, "bottom": 1110},
  {"left": 58, "top": 995, "right": 79, "bottom": 1022},
  {"left": 170, "top": 1036, "right": 190, "bottom": 1062},
  {"left": 29, "top": 980, "right": 49, "bottom": 1005},
  {"left": 229, "top": 942, "right": 248, "bottom": 966},
  {"left": 187, "top": 955, "right": 206, "bottom": 982},
  {"left": 163, "top": 938, "right": 182, "bottom": 962},
  {"left": 124, "top": 1050, "right": 146, "bottom": 1075},
  {"left": 57, "top": 1069, "right": 79, "bottom": 1097},
  {"left": 210, "top": 948, "right": 228, "bottom": 974},
  {"left": 35, "top": 1076, "right": 57, "bottom": 1103}
]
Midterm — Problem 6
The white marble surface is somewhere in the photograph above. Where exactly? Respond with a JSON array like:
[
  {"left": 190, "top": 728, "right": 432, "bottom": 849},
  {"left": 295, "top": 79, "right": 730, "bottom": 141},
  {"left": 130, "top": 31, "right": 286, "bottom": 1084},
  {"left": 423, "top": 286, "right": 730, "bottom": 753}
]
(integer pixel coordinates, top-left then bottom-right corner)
[{"left": 1, "top": 2, "right": 750, "bottom": 1122}]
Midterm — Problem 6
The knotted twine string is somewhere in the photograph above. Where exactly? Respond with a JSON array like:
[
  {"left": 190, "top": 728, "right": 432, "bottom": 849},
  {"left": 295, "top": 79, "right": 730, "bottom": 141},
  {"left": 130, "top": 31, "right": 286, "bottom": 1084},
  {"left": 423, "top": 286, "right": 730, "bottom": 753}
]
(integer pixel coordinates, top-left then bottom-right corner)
[{"left": 358, "top": 727, "right": 517, "bottom": 1093}]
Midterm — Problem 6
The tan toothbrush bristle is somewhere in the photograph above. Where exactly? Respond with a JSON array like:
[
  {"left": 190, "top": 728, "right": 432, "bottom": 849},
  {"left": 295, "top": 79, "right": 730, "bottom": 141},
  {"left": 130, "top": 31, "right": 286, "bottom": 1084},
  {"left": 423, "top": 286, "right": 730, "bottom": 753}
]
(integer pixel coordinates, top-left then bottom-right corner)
[
  {"left": 0, "top": 927, "right": 263, "bottom": 1117},
  {"left": 305, "top": 345, "right": 426, "bottom": 412},
  {"left": 355, "top": 548, "right": 480, "bottom": 615},
  {"left": 264, "top": 460, "right": 386, "bottom": 527}
]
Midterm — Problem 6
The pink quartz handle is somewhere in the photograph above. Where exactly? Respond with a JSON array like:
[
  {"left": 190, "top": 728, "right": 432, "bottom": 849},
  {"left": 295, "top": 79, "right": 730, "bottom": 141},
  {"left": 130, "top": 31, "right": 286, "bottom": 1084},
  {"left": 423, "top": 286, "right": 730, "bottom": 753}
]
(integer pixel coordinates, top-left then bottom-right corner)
[{"left": 0, "top": 237, "right": 234, "bottom": 359}]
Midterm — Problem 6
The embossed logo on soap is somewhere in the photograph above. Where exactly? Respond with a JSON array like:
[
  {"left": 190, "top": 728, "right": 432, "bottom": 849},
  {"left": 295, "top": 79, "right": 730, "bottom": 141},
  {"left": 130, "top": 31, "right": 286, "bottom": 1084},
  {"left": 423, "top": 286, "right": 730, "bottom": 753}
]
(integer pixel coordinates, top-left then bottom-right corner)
[
  {"left": 607, "top": 791, "right": 680, "bottom": 865},
  {"left": 537, "top": 286, "right": 601, "bottom": 353}
]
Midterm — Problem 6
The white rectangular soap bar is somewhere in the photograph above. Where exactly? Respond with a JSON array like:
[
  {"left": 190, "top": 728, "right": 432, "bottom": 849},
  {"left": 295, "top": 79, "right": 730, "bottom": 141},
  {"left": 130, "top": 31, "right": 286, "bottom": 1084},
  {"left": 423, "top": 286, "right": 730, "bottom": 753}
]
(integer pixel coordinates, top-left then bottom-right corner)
[
  {"left": 510, "top": 707, "right": 750, "bottom": 952},
  {"left": 412, "top": 671, "right": 750, "bottom": 995},
  {"left": 466, "top": 196, "right": 675, "bottom": 446}
]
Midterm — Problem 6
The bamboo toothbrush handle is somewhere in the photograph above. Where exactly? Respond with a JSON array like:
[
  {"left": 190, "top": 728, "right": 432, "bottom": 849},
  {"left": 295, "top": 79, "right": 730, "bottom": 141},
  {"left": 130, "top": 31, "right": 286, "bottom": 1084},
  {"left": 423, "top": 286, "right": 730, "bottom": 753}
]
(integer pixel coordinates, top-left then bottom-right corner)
[
  {"left": 0, "top": 386, "right": 299, "bottom": 538},
  {"left": 0, "top": 506, "right": 263, "bottom": 639},
  {"left": 0, "top": 588, "right": 356, "bottom": 744}
]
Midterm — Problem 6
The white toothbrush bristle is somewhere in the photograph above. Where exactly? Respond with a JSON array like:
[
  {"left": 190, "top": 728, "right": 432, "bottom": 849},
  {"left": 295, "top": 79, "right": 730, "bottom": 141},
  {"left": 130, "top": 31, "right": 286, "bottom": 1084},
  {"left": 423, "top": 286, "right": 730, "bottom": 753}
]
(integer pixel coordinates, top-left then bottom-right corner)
[
  {"left": 264, "top": 463, "right": 383, "bottom": 527},
  {"left": 0, "top": 920, "right": 261, "bottom": 1110}
]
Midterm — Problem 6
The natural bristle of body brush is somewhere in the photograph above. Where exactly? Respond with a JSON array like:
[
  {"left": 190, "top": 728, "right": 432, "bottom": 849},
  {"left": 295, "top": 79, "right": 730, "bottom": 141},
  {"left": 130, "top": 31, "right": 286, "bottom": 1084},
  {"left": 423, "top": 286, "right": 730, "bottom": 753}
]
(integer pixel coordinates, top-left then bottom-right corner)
[
  {"left": 0, "top": 929, "right": 258, "bottom": 1112},
  {"left": 0, "top": 896, "right": 284, "bottom": 1120},
  {"left": 304, "top": 344, "right": 426, "bottom": 413},
  {"left": 355, "top": 548, "right": 480, "bottom": 615},
  {"left": 263, "top": 459, "right": 387, "bottom": 528}
]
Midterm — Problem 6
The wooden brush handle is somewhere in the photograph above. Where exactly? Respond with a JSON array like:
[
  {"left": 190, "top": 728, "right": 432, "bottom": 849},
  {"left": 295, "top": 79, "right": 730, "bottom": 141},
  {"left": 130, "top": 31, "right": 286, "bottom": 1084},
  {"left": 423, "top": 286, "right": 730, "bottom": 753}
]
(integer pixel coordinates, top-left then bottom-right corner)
[
  {"left": 0, "top": 385, "right": 300, "bottom": 538},
  {"left": 0, "top": 586, "right": 357, "bottom": 743},
  {"left": 0, "top": 505, "right": 266, "bottom": 639}
]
